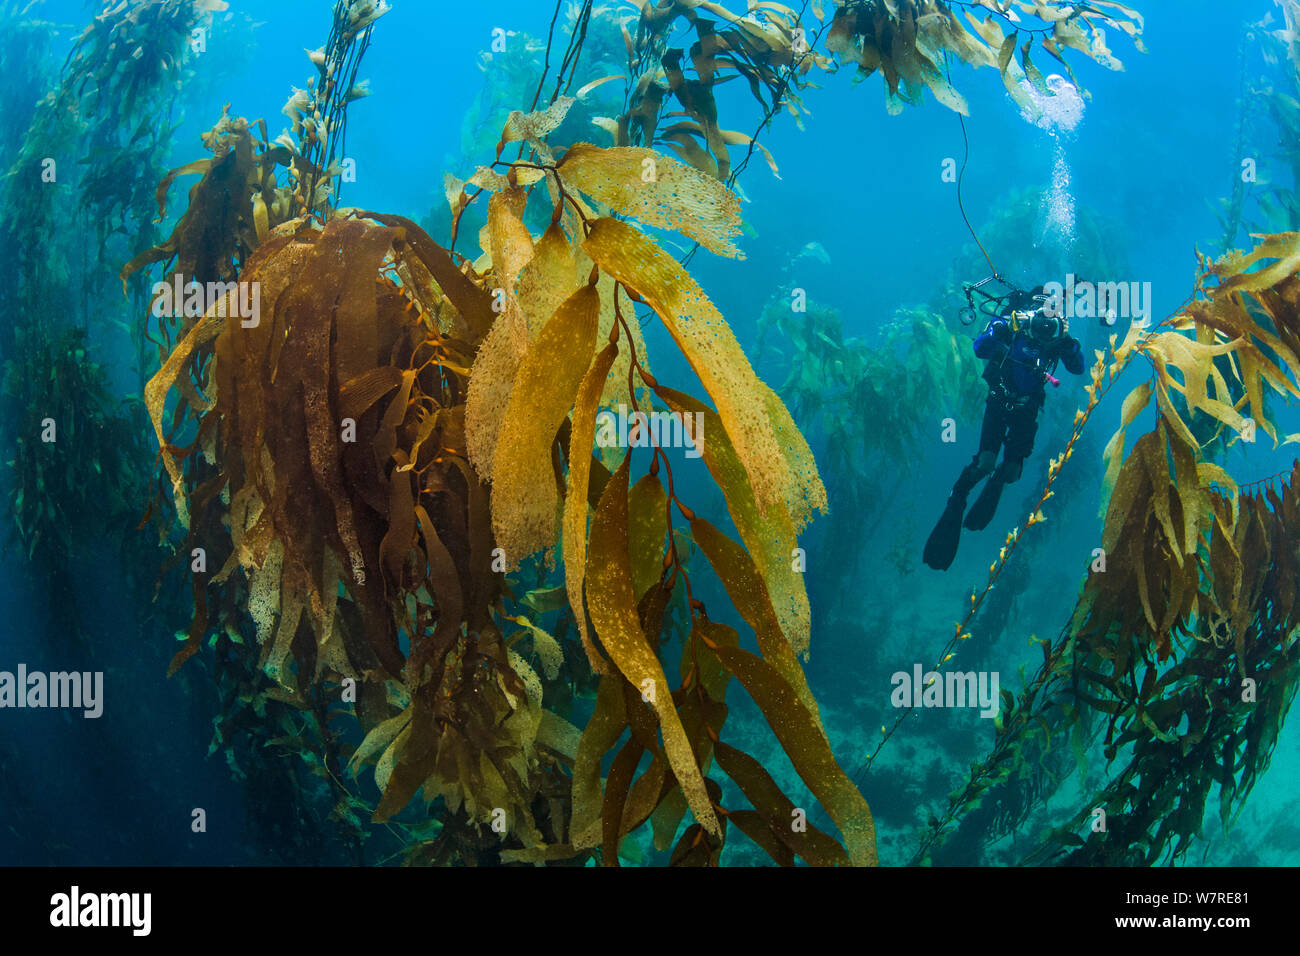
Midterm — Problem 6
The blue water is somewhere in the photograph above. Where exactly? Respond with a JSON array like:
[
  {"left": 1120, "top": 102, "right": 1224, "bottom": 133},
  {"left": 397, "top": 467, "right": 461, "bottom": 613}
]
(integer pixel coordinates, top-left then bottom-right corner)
[{"left": 1, "top": 0, "right": 1297, "bottom": 866}]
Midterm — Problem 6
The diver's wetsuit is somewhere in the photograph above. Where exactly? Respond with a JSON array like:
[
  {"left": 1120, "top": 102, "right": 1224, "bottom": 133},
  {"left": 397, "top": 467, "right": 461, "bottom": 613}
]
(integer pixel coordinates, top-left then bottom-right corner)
[
  {"left": 923, "top": 304, "right": 1084, "bottom": 570},
  {"left": 960, "top": 318, "right": 1085, "bottom": 492}
]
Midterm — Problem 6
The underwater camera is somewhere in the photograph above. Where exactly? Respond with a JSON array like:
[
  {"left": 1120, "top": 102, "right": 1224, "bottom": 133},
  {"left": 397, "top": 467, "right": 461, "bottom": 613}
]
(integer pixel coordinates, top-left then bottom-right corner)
[
  {"left": 958, "top": 276, "right": 1058, "bottom": 330},
  {"left": 1010, "top": 310, "right": 1066, "bottom": 339}
]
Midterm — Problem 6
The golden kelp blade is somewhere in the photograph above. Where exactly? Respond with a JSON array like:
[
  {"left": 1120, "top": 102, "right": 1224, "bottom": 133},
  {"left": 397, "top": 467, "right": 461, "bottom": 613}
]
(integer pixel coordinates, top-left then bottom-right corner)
[
  {"left": 1100, "top": 378, "right": 1152, "bottom": 507},
  {"left": 719, "top": 128, "right": 780, "bottom": 177},
  {"left": 659, "top": 386, "right": 815, "bottom": 658},
  {"left": 488, "top": 186, "right": 535, "bottom": 287},
  {"left": 582, "top": 217, "right": 795, "bottom": 518},
  {"left": 502, "top": 96, "right": 576, "bottom": 146},
  {"left": 660, "top": 127, "right": 720, "bottom": 178},
  {"left": 708, "top": 640, "right": 877, "bottom": 866},
  {"left": 586, "top": 460, "right": 722, "bottom": 839},
  {"left": 1167, "top": 421, "right": 1210, "bottom": 562},
  {"left": 491, "top": 284, "right": 601, "bottom": 566},
  {"left": 712, "top": 738, "right": 848, "bottom": 866},
  {"left": 145, "top": 305, "right": 226, "bottom": 528},
  {"left": 536, "top": 709, "right": 583, "bottom": 762},
  {"left": 516, "top": 221, "right": 579, "bottom": 337},
  {"left": 1141, "top": 332, "right": 1249, "bottom": 435},
  {"left": 144, "top": 234, "right": 314, "bottom": 527},
  {"left": 1208, "top": 232, "right": 1300, "bottom": 295},
  {"left": 465, "top": 189, "right": 537, "bottom": 482},
  {"left": 505, "top": 614, "right": 564, "bottom": 679},
  {"left": 465, "top": 311, "right": 530, "bottom": 482},
  {"left": 560, "top": 143, "right": 744, "bottom": 258},
  {"left": 1137, "top": 423, "right": 1183, "bottom": 565},
  {"left": 627, "top": 473, "right": 669, "bottom": 601},
  {"left": 757, "top": 379, "right": 828, "bottom": 533},
  {"left": 1102, "top": 429, "right": 1161, "bottom": 557},
  {"left": 564, "top": 342, "right": 620, "bottom": 676},
  {"left": 689, "top": 515, "right": 825, "bottom": 732},
  {"left": 570, "top": 675, "right": 627, "bottom": 849}
]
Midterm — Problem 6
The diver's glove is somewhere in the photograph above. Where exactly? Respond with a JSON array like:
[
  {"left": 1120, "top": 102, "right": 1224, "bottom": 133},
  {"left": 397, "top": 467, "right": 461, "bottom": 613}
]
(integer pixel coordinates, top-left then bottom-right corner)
[
  {"left": 1056, "top": 330, "right": 1086, "bottom": 375},
  {"left": 991, "top": 320, "right": 1013, "bottom": 344}
]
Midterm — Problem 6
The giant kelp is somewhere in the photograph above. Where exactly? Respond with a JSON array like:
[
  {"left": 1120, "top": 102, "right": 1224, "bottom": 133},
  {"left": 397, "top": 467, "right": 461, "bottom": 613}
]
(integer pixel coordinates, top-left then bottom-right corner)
[
  {"left": 0, "top": 1, "right": 52, "bottom": 157},
  {"left": 1172, "top": 1, "right": 1299, "bottom": 457},
  {"left": 145, "top": 195, "right": 565, "bottom": 850},
  {"left": 112, "top": 1, "right": 436, "bottom": 864},
  {"left": 609, "top": 0, "right": 831, "bottom": 182},
  {"left": 139, "top": 70, "right": 879, "bottom": 861},
  {"left": 1, "top": 0, "right": 221, "bottom": 476},
  {"left": 761, "top": 295, "right": 986, "bottom": 465},
  {"left": 464, "top": 6, "right": 625, "bottom": 161},
  {"left": 121, "top": 0, "right": 383, "bottom": 293},
  {"left": 0, "top": 0, "right": 216, "bottom": 653},
  {"left": 827, "top": 0, "right": 1144, "bottom": 117},
  {"left": 3, "top": 327, "right": 148, "bottom": 568},
  {"left": 610, "top": 0, "right": 1144, "bottom": 181},
  {"left": 122, "top": 0, "right": 1173, "bottom": 867},
  {"left": 277, "top": 0, "right": 388, "bottom": 219},
  {"left": 62, "top": 0, "right": 227, "bottom": 121},
  {"left": 913, "top": 233, "right": 1300, "bottom": 865},
  {"left": 0, "top": 2, "right": 66, "bottom": 355},
  {"left": 1254, "top": 0, "right": 1300, "bottom": 233},
  {"left": 447, "top": 0, "right": 1146, "bottom": 268},
  {"left": 61, "top": 0, "right": 228, "bottom": 264}
]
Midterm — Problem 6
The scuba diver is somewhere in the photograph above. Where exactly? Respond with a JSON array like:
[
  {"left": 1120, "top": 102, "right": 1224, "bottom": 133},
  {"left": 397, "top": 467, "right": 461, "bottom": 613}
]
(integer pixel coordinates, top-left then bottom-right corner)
[{"left": 923, "top": 280, "right": 1085, "bottom": 571}]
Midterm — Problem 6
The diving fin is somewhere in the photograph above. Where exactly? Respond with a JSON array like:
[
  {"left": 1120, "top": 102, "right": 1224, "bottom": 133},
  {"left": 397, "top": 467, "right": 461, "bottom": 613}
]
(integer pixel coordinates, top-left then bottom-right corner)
[
  {"left": 923, "top": 493, "right": 967, "bottom": 571},
  {"left": 963, "top": 475, "right": 1006, "bottom": 531}
]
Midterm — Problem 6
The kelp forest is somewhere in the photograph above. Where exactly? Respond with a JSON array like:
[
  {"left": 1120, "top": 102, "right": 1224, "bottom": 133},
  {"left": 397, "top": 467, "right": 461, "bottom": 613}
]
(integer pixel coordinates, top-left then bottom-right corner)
[{"left": 2, "top": 0, "right": 1299, "bottom": 874}]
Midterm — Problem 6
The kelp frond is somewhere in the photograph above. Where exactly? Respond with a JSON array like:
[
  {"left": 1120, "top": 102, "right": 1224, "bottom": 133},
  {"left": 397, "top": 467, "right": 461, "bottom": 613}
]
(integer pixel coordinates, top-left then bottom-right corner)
[
  {"left": 137, "top": 75, "right": 866, "bottom": 862},
  {"left": 916, "top": 232, "right": 1300, "bottom": 866},
  {"left": 827, "top": 0, "right": 1144, "bottom": 117}
]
